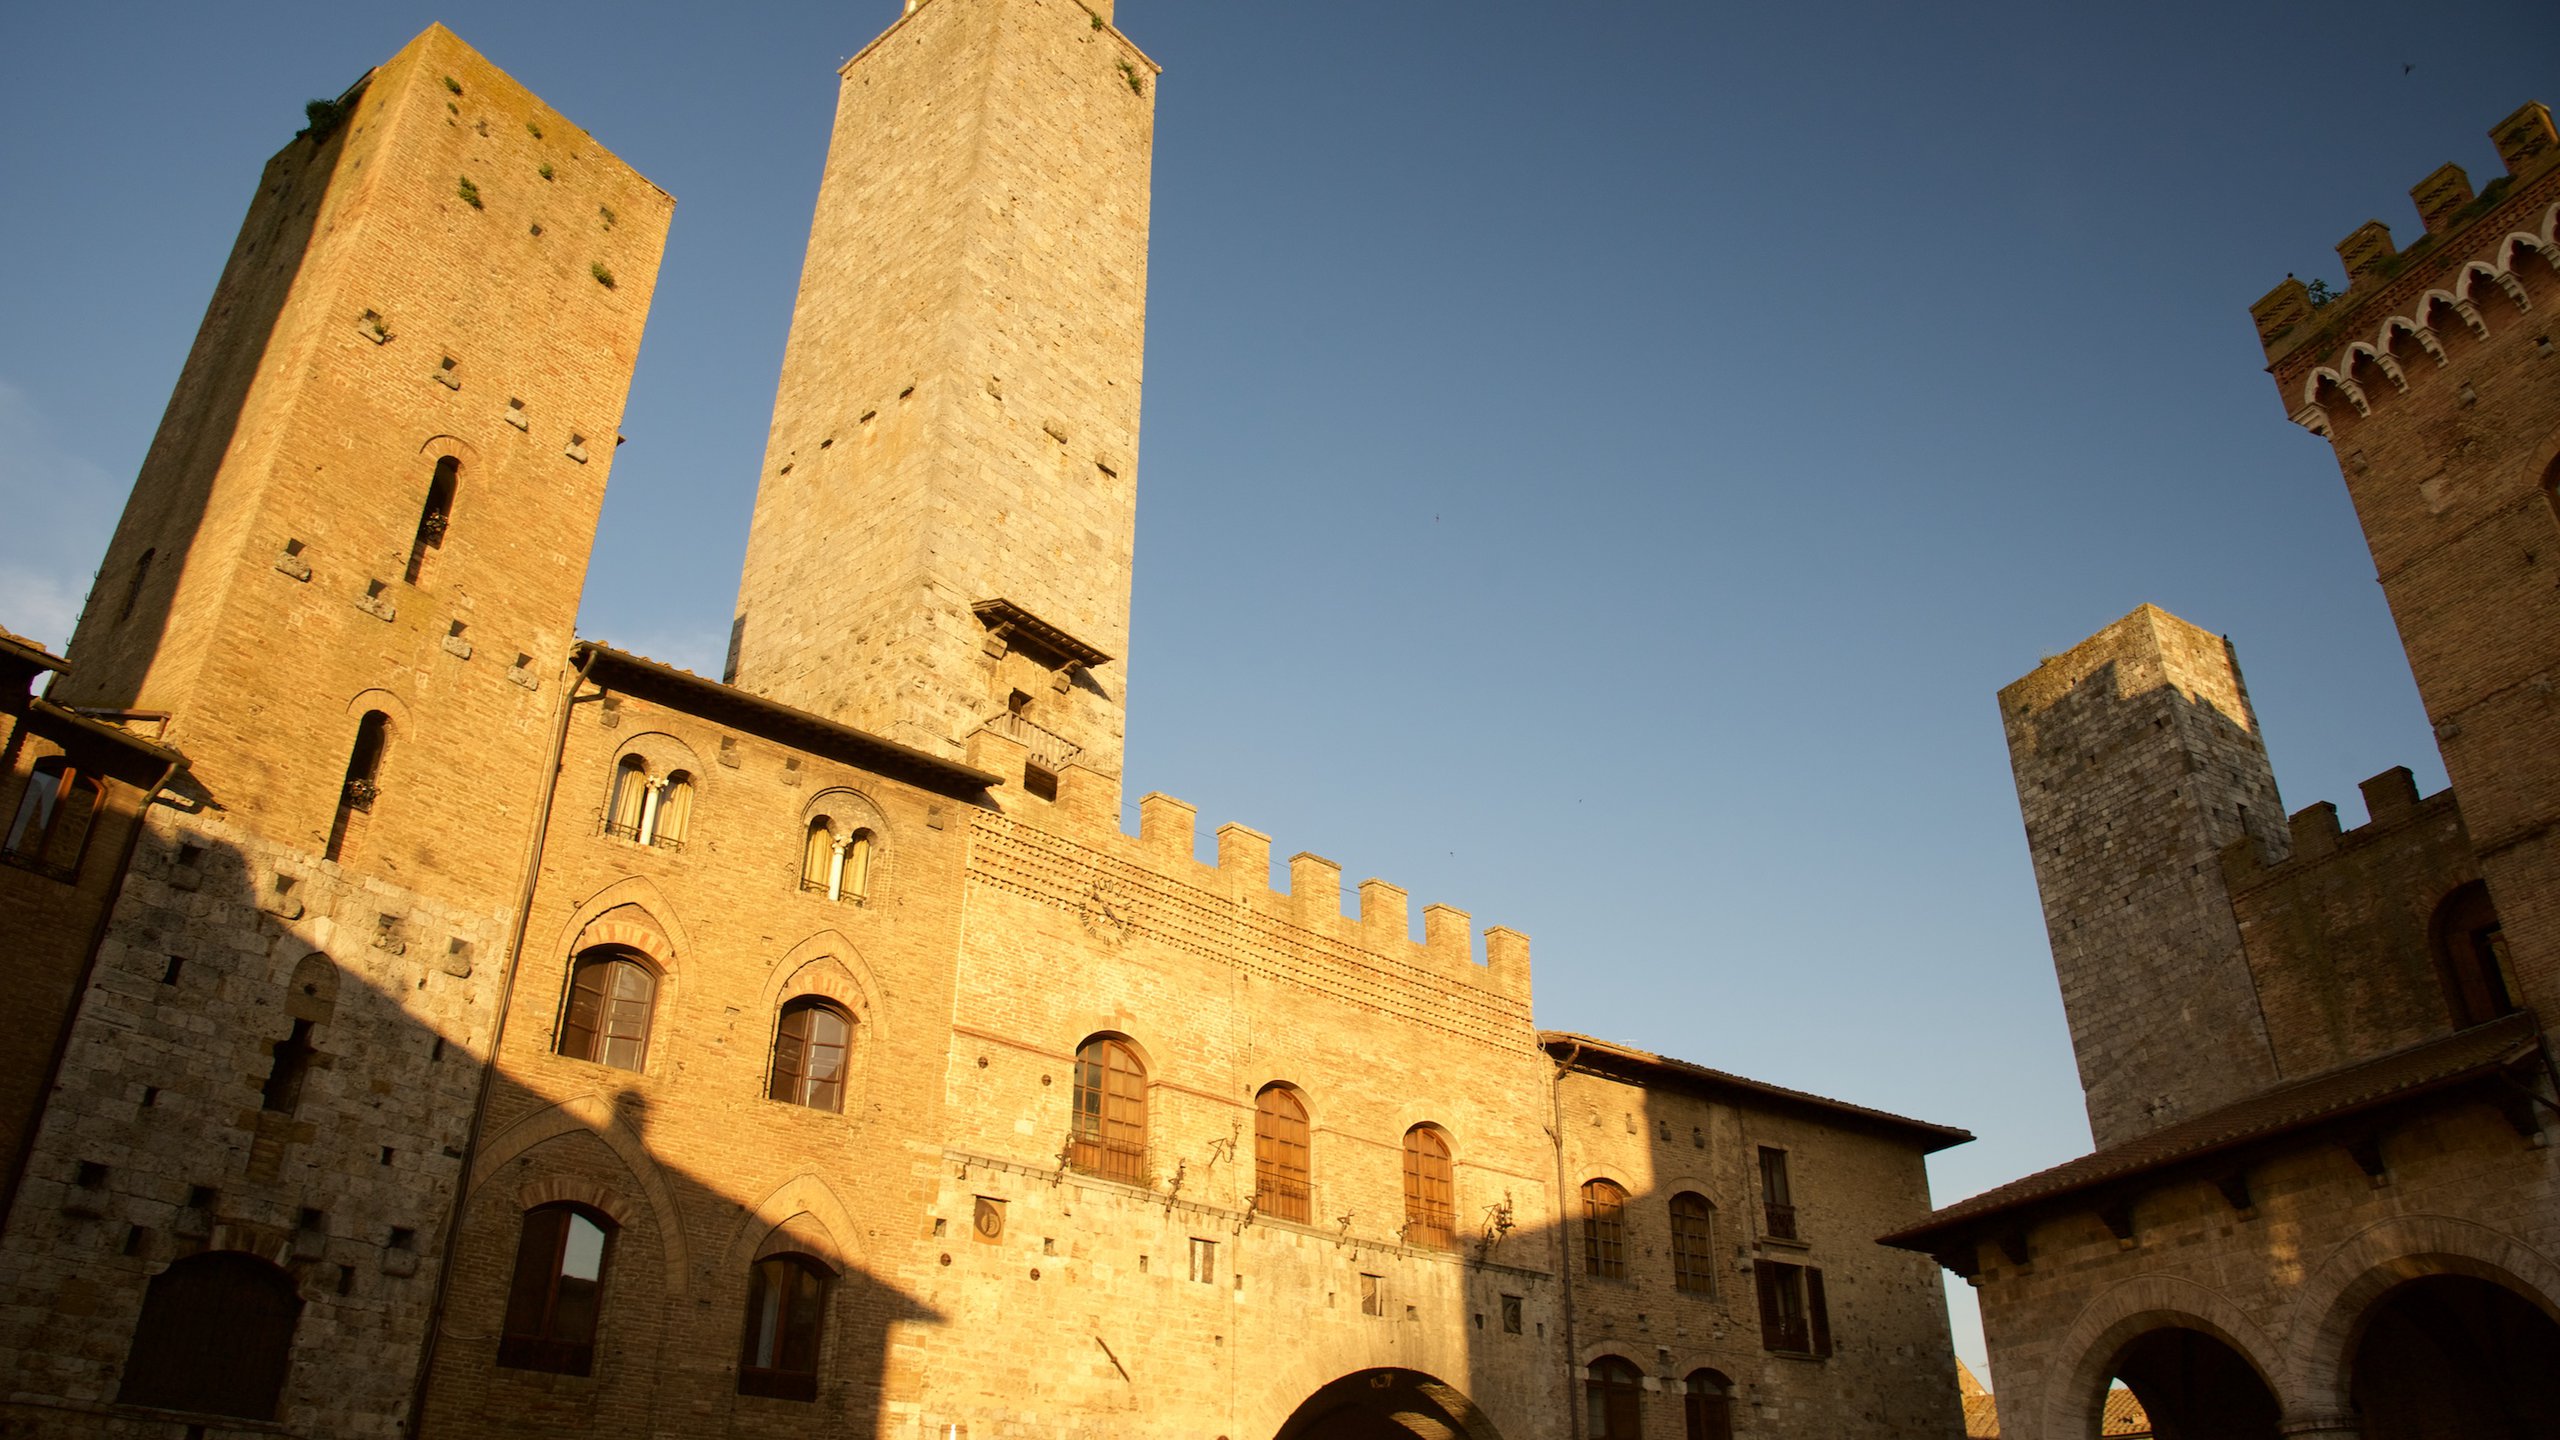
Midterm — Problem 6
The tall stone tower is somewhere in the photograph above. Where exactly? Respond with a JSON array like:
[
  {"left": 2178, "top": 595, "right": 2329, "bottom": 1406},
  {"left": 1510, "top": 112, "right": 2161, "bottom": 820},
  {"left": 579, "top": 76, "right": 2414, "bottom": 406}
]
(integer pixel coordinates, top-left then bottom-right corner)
[
  {"left": 2000, "top": 605, "right": 2290, "bottom": 1147},
  {"left": 56, "top": 24, "right": 672, "bottom": 903},
  {"left": 727, "top": 0, "right": 1155, "bottom": 796},
  {"left": 2249, "top": 101, "right": 2560, "bottom": 1038},
  {"left": 0, "top": 29, "right": 670, "bottom": 1435}
]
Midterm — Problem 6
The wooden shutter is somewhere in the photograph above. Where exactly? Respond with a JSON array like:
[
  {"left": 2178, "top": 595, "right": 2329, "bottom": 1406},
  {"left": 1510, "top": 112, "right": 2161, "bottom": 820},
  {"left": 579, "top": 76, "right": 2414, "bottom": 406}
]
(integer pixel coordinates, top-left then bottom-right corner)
[
  {"left": 1255, "top": 1087, "right": 1311, "bottom": 1222},
  {"left": 1807, "top": 1267, "right": 1832, "bottom": 1357}
]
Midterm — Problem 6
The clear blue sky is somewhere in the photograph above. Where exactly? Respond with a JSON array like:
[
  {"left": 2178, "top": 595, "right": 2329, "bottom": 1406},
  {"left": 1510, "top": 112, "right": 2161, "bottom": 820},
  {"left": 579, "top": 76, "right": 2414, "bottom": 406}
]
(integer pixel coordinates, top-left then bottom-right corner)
[{"left": 4, "top": 0, "right": 2553, "bottom": 1380}]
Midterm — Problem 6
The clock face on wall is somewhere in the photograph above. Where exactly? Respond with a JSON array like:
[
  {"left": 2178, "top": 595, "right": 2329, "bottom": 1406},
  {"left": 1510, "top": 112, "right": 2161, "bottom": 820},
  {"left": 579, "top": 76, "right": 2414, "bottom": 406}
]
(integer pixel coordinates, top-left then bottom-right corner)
[{"left": 974, "top": 1196, "right": 1006, "bottom": 1241}]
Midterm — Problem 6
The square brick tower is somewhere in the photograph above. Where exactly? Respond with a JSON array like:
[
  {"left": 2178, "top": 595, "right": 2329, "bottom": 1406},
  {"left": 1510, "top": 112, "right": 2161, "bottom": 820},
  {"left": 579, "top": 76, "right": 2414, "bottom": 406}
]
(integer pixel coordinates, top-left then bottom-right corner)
[
  {"left": 726, "top": 0, "right": 1155, "bottom": 798},
  {"left": 0, "top": 29, "right": 670, "bottom": 1435},
  {"left": 2250, "top": 101, "right": 2560, "bottom": 1035}
]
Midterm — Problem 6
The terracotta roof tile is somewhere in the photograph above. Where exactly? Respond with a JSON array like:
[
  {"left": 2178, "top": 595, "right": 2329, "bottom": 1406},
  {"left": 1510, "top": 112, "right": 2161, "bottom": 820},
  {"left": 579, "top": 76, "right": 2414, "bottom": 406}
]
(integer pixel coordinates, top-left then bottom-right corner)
[{"left": 1883, "top": 1012, "right": 2540, "bottom": 1251}]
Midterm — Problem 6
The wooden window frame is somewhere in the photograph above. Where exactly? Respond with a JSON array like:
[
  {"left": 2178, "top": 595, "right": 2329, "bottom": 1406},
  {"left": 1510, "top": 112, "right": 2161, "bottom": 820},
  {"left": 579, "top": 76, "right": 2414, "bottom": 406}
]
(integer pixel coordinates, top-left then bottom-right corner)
[
  {"left": 1401, "top": 1125, "right": 1456, "bottom": 1250},
  {"left": 1670, "top": 1192, "right": 1717, "bottom": 1295},
  {"left": 1683, "top": 1369, "right": 1735, "bottom": 1440},
  {"left": 738, "top": 1252, "right": 829, "bottom": 1402},
  {"left": 499, "top": 1204, "right": 616, "bottom": 1376},
  {"left": 1753, "top": 1259, "right": 1832, "bottom": 1358},
  {"left": 558, "top": 949, "right": 658, "bottom": 1073},
  {"left": 1758, "top": 1145, "right": 1798, "bottom": 1241},
  {"left": 769, "top": 998, "right": 852, "bottom": 1112},
  {"left": 1253, "top": 1084, "right": 1312, "bottom": 1223},
  {"left": 1582, "top": 1178, "right": 1629, "bottom": 1280},
  {"left": 1070, "top": 1036, "right": 1148, "bottom": 1184},
  {"left": 1585, "top": 1355, "right": 1645, "bottom": 1438}
]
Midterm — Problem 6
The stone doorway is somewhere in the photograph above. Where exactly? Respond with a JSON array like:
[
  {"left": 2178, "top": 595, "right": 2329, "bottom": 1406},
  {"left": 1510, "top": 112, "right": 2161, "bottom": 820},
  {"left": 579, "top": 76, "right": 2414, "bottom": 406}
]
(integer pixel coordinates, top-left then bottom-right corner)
[
  {"left": 2350, "top": 1273, "right": 2560, "bottom": 1439},
  {"left": 2105, "top": 1326, "right": 2280, "bottom": 1440},
  {"left": 1272, "top": 1368, "right": 1507, "bottom": 1440}
]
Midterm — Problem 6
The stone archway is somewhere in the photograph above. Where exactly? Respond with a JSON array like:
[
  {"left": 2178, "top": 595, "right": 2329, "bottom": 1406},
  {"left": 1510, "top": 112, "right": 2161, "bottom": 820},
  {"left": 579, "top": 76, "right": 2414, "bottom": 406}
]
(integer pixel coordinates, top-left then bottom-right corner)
[
  {"left": 2348, "top": 1274, "right": 2560, "bottom": 1439},
  {"left": 2106, "top": 1326, "right": 2281, "bottom": 1440},
  {"left": 1272, "top": 1368, "right": 1507, "bottom": 1440}
]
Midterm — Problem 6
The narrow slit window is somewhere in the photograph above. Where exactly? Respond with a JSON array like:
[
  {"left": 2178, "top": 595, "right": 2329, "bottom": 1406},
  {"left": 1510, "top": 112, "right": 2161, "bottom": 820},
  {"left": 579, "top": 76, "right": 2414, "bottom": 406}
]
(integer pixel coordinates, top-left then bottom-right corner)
[
  {"left": 117, "top": 548, "right": 156, "bottom": 623},
  {"left": 325, "top": 711, "right": 392, "bottom": 864},
  {"left": 404, "top": 457, "right": 459, "bottom": 585}
]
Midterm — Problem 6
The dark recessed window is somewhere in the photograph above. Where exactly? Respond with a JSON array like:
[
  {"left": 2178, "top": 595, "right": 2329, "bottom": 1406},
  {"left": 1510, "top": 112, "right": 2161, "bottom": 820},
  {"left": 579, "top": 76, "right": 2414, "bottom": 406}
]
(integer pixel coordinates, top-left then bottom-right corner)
[
  {"left": 1758, "top": 1146, "right": 1797, "bottom": 1240},
  {"left": 405, "top": 457, "right": 458, "bottom": 585},
  {"left": 558, "top": 949, "right": 657, "bottom": 1072},
  {"left": 1685, "top": 1369, "right": 1735, "bottom": 1440},
  {"left": 770, "top": 998, "right": 852, "bottom": 1112},
  {"left": 499, "top": 1204, "right": 615, "bottom": 1375},
  {"left": 1753, "top": 1260, "right": 1831, "bottom": 1357},
  {"left": 119, "top": 1251, "right": 302, "bottom": 1419},
  {"left": 738, "top": 1252, "right": 829, "bottom": 1401}
]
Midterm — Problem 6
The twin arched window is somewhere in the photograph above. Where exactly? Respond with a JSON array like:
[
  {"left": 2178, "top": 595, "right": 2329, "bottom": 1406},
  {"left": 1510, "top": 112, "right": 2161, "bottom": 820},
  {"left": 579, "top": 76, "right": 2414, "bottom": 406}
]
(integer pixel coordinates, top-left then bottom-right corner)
[
  {"left": 499, "top": 1203, "right": 614, "bottom": 1375},
  {"left": 1254, "top": 1084, "right": 1312, "bottom": 1221},
  {"left": 739, "top": 1253, "right": 830, "bottom": 1401},
  {"left": 770, "top": 999, "right": 852, "bottom": 1112},
  {"left": 1069, "top": 1036, "right": 1148, "bottom": 1183},
  {"left": 605, "top": 755, "right": 692, "bottom": 847},
  {"left": 559, "top": 948, "right": 659, "bottom": 1072},
  {"left": 1402, "top": 1124, "right": 1456, "bottom": 1250},
  {"left": 4, "top": 756, "right": 102, "bottom": 878},
  {"left": 800, "top": 817, "right": 873, "bottom": 902}
]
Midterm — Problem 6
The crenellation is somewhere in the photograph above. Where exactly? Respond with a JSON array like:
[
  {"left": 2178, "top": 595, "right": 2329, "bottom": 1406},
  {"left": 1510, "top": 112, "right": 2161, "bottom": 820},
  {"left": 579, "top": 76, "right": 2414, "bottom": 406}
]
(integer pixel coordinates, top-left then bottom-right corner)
[
  {"left": 1359, "top": 877, "right": 1411, "bottom": 943},
  {"left": 1137, "top": 790, "right": 1194, "bottom": 857},
  {"left": 1289, "top": 851, "right": 1343, "bottom": 917},
  {"left": 1216, "top": 821, "right": 1271, "bottom": 885}
]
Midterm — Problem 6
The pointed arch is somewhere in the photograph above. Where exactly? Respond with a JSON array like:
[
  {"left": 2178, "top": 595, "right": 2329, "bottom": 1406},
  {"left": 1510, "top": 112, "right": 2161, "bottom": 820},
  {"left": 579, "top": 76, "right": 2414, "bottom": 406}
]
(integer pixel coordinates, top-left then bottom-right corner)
[
  {"left": 724, "top": 1172, "right": 865, "bottom": 1276},
  {"left": 757, "top": 930, "right": 880, "bottom": 1029},
  {"left": 552, "top": 875, "right": 693, "bottom": 968},
  {"left": 467, "top": 1091, "right": 690, "bottom": 1294}
]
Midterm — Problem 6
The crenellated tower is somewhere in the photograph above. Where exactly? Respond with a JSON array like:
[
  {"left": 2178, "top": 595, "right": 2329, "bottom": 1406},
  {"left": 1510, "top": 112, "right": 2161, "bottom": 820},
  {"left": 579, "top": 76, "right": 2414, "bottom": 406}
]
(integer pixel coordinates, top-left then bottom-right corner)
[
  {"left": 2249, "top": 100, "right": 2560, "bottom": 1038},
  {"left": 727, "top": 0, "right": 1156, "bottom": 802}
]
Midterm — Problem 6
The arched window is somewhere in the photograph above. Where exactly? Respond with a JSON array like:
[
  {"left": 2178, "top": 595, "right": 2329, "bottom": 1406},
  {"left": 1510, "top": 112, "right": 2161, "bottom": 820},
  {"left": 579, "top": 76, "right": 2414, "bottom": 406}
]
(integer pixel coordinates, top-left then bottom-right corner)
[
  {"left": 2429, "top": 881, "right": 2519, "bottom": 1027},
  {"left": 559, "top": 949, "right": 657, "bottom": 1072},
  {"left": 653, "top": 771, "right": 694, "bottom": 847},
  {"left": 738, "top": 1253, "right": 830, "bottom": 1401},
  {"left": 1401, "top": 1124, "right": 1455, "bottom": 1250},
  {"left": 605, "top": 755, "right": 648, "bottom": 841},
  {"left": 118, "top": 1251, "right": 301, "bottom": 1419},
  {"left": 1670, "top": 1193, "right": 1716, "bottom": 1295},
  {"left": 5, "top": 756, "right": 101, "bottom": 877},
  {"left": 770, "top": 999, "right": 852, "bottom": 1112},
  {"left": 1683, "top": 1370, "right": 1734, "bottom": 1440},
  {"left": 1254, "top": 1083, "right": 1311, "bottom": 1222},
  {"left": 117, "top": 547, "right": 155, "bottom": 623},
  {"left": 1586, "top": 1355, "right": 1645, "bottom": 1438},
  {"left": 405, "top": 456, "right": 458, "bottom": 585},
  {"left": 800, "top": 817, "right": 834, "bottom": 893},
  {"left": 498, "top": 1204, "right": 615, "bottom": 1375},
  {"left": 1069, "top": 1036, "right": 1147, "bottom": 1183},
  {"left": 1583, "top": 1178, "right": 1629, "bottom": 1279},
  {"left": 324, "top": 710, "right": 392, "bottom": 864}
]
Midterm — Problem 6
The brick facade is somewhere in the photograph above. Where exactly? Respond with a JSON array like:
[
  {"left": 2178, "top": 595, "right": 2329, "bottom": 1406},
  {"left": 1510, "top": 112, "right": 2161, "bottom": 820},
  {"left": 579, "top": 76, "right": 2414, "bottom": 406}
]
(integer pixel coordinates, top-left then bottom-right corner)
[{"left": 0, "top": 6, "right": 1971, "bottom": 1438}]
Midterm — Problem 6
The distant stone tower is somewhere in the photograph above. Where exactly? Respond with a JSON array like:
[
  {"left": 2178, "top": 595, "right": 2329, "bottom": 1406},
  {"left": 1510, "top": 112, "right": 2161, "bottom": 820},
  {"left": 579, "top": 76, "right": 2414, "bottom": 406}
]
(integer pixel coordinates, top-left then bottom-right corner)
[
  {"left": 0, "top": 29, "right": 670, "bottom": 1435},
  {"left": 2000, "top": 605, "right": 2289, "bottom": 1147},
  {"left": 727, "top": 0, "right": 1156, "bottom": 797},
  {"left": 56, "top": 25, "right": 671, "bottom": 903}
]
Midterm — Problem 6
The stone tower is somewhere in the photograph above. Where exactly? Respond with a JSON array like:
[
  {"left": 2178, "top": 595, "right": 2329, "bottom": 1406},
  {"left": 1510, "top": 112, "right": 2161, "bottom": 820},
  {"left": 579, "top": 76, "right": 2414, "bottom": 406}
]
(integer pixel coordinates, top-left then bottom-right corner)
[
  {"left": 2249, "top": 100, "right": 2560, "bottom": 1037},
  {"left": 0, "top": 29, "right": 670, "bottom": 1435},
  {"left": 1999, "top": 605, "right": 2290, "bottom": 1147},
  {"left": 726, "top": 0, "right": 1155, "bottom": 797},
  {"left": 56, "top": 25, "right": 671, "bottom": 902}
]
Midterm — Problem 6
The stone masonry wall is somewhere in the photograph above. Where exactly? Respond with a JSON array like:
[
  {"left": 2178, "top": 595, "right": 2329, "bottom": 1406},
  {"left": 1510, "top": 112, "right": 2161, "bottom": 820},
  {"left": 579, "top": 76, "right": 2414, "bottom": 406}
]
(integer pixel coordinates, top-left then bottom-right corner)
[
  {"left": 2000, "top": 605, "right": 2292, "bottom": 1147},
  {"left": 730, "top": 0, "right": 1152, "bottom": 778},
  {"left": 1555, "top": 1068, "right": 1964, "bottom": 1440}
]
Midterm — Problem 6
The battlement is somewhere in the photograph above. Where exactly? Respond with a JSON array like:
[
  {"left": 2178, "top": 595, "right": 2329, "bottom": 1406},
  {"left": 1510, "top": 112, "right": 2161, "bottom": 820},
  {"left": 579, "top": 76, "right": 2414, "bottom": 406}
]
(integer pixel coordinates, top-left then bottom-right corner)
[
  {"left": 2218, "top": 765, "right": 2453, "bottom": 889},
  {"left": 2249, "top": 100, "right": 2559, "bottom": 433}
]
